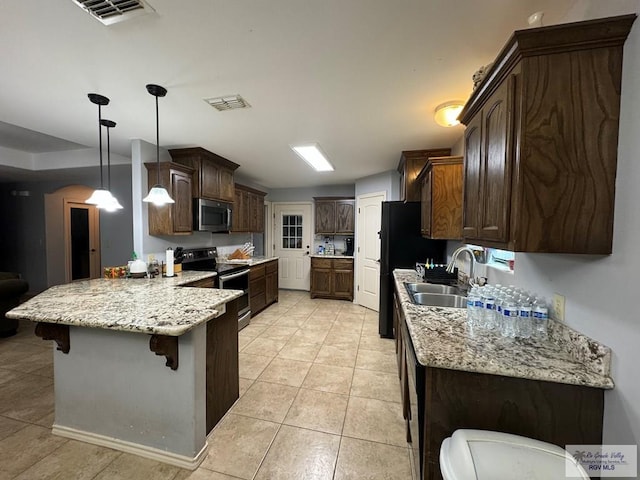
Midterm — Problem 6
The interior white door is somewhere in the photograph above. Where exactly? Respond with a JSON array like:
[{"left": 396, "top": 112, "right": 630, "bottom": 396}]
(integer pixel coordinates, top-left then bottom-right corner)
[
  {"left": 273, "top": 203, "right": 312, "bottom": 290},
  {"left": 356, "top": 191, "right": 385, "bottom": 310}
]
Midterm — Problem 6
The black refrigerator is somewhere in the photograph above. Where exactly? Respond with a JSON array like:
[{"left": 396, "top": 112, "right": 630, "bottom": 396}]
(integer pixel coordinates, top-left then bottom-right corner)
[{"left": 378, "top": 201, "right": 446, "bottom": 338}]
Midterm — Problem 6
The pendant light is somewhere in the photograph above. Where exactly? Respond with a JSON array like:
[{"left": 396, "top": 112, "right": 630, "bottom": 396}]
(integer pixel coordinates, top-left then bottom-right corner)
[
  {"left": 99, "top": 119, "right": 123, "bottom": 212},
  {"left": 86, "top": 93, "right": 117, "bottom": 207},
  {"left": 142, "top": 84, "right": 174, "bottom": 206}
]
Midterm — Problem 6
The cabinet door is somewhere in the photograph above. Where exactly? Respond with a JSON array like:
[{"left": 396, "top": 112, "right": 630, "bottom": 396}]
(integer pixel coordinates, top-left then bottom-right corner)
[
  {"left": 463, "top": 115, "right": 482, "bottom": 239},
  {"left": 310, "top": 267, "right": 332, "bottom": 297},
  {"left": 315, "top": 201, "right": 336, "bottom": 234},
  {"left": 171, "top": 169, "right": 193, "bottom": 233},
  {"left": 333, "top": 268, "right": 354, "bottom": 300},
  {"left": 219, "top": 168, "right": 235, "bottom": 202},
  {"left": 232, "top": 189, "right": 246, "bottom": 232},
  {"left": 201, "top": 158, "right": 220, "bottom": 200},
  {"left": 431, "top": 163, "right": 463, "bottom": 239},
  {"left": 335, "top": 200, "right": 355, "bottom": 234},
  {"left": 420, "top": 170, "right": 432, "bottom": 238},
  {"left": 478, "top": 77, "right": 514, "bottom": 242},
  {"left": 266, "top": 261, "right": 278, "bottom": 305},
  {"left": 249, "top": 193, "right": 263, "bottom": 232}
]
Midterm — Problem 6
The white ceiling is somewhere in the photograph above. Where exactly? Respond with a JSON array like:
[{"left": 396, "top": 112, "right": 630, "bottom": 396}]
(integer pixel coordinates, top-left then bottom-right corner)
[{"left": 0, "top": 0, "right": 576, "bottom": 188}]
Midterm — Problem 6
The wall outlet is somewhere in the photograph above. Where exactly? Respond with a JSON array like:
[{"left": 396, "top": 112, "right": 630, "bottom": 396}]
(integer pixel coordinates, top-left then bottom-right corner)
[{"left": 552, "top": 293, "right": 565, "bottom": 322}]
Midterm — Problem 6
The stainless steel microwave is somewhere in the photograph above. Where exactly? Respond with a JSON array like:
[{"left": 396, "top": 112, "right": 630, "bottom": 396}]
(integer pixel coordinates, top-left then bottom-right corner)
[{"left": 193, "top": 198, "right": 232, "bottom": 232}]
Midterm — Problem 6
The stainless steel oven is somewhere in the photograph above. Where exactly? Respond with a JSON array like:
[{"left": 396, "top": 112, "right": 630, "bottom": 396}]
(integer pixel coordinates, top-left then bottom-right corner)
[
  {"left": 218, "top": 267, "right": 251, "bottom": 330},
  {"left": 181, "top": 247, "right": 251, "bottom": 331}
]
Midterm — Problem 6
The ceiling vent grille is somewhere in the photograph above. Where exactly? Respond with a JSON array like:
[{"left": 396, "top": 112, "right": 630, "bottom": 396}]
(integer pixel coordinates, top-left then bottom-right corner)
[
  {"left": 204, "top": 95, "right": 252, "bottom": 112},
  {"left": 71, "top": 0, "right": 155, "bottom": 25}
]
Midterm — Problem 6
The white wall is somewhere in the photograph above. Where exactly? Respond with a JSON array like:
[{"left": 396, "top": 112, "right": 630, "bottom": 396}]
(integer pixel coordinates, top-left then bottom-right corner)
[{"left": 453, "top": 1, "right": 640, "bottom": 448}]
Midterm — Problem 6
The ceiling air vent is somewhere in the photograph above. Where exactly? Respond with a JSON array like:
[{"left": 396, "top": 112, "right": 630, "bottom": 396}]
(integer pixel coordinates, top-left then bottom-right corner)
[
  {"left": 71, "top": 0, "right": 155, "bottom": 26},
  {"left": 204, "top": 95, "right": 252, "bottom": 112}
]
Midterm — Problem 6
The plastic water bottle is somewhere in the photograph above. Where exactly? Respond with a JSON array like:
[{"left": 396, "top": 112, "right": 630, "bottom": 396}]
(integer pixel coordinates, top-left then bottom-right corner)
[
  {"left": 502, "top": 297, "right": 519, "bottom": 338},
  {"left": 483, "top": 294, "right": 496, "bottom": 329},
  {"left": 466, "top": 286, "right": 479, "bottom": 325},
  {"left": 533, "top": 299, "right": 549, "bottom": 338}
]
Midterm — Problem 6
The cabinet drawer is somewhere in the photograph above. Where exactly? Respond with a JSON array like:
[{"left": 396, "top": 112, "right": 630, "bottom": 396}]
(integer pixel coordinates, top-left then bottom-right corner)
[
  {"left": 333, "top": 259, "right": 353, "bottom": 270},
  {"left": 249, "top": 264, "right": 265, "bottom": 281},
  {"left": 311, "top": 258, "right": 332, "bottom": 269},
  {"left": 266, "top": 260, "right": 278, "bottom": 274}
]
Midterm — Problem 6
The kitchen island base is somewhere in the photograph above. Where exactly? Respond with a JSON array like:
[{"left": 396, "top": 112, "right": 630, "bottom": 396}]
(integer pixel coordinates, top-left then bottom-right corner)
[{"left": 49, "top": 298, "right": 238, "bottom": 470}]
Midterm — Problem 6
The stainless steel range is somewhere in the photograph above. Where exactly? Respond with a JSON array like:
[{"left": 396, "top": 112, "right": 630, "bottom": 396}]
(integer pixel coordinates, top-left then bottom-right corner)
[{"left": 181, "top": 247, "right": 251, "bottom": 330}]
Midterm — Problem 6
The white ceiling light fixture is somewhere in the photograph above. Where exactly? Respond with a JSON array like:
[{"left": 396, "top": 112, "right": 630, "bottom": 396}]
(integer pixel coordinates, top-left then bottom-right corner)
[
  {"left": 291, "top": 144, "right": 334, "bottom": 172},
  {"left": 204, "top": 94, "right": 251, "bottom": 112},
  {"left": 434, "top": 101, "right": 465, "bottom": 127},
  {"left": 143, "top": 84, "right": 175, "bottom": 207},
  {"left": 71, "top": 0, "right": 155, "bottom": 26}
]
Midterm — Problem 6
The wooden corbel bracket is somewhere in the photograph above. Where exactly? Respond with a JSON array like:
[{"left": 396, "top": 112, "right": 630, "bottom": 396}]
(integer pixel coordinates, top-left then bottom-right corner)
[
  {"left": 149, "top": 334, "right": 179, "bottom": 370},
  {"left": 35, "top": 323, "right": 70, "bottom": 353}
]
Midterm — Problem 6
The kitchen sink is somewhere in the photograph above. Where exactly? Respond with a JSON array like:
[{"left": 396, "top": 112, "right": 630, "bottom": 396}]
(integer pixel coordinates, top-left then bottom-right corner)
[
  {"left": 404, "top": 282, "right": 464, "bottom": 295},
  {"left": 407, "top": 291, "right": 467, "bottom": 308}
]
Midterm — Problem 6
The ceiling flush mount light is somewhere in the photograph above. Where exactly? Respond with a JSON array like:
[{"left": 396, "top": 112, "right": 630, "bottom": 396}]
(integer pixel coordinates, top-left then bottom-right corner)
[
  {"left": 291, "top": 144, "right": 334, "bottom": 172},
  {"left": 204, "top": 94, "right": 251, "bottom": 112},
  {"left": 86, "top": 93, "right": 118, "bottom": 209},
  {"left": 434, "top": 101, "right": 465, "bottom": 127},
  {"left": 99, "top": 119, "right": 123, "bottom": 212},
  {"left": 143, "top": 84, "right": 175, "bottom": 206}
]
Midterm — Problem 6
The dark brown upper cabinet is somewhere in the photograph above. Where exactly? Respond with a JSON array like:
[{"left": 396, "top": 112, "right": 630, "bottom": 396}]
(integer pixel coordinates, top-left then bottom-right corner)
[
  {"left": 232, "top": 184, "right": 266, "bottom": 233},
  {"left": 460, "top": 14, "right": 636, "bottom": 254},
  {"left": 145, "top": 162, "right": 194, "bottom": 236},
  {"left": 397, "top": 148, "right": 451, "bottom": 202},
  {"left": 314, "top": 197, "right": 355, "bottom": 235},
  {"left": 169, "top": 147, "right": 239, "bottom": 203},
  {"left": 418, "top": 156, "right": 463, "bottom": 240}
]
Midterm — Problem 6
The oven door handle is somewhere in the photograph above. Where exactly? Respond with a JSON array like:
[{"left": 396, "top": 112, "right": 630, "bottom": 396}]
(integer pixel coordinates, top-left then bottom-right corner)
[{"left": 219, "top": 269, "right": 250, "bottom": 282}]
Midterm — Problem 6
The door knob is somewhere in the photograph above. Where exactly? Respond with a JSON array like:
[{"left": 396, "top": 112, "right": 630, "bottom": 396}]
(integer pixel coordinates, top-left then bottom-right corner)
[{"left": 376, "top": 259, "right": 380, "bottom": 263}]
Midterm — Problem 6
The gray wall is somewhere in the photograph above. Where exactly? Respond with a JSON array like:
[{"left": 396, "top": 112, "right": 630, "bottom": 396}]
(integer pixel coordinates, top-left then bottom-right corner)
[
  {"left": 355, "top": 169, "right": 399, "bottom": 201},
  {"left": 0, "top": 164, "right": 133, "bottom": 292}
]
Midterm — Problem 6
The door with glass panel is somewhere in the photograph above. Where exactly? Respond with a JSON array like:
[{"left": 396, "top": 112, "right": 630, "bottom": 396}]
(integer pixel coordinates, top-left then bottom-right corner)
[
  {"left": 64, "top": 201, "right": 101, "bottom": 282},
  {"left": 273, "top": 203, "right": 312, "bottom": 290}
]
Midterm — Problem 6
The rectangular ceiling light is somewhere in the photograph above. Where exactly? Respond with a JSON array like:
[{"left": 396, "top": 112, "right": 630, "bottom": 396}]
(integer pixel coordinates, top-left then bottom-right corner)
[{"left": 291, "top": 144, "right": 334, "bottom": 172}]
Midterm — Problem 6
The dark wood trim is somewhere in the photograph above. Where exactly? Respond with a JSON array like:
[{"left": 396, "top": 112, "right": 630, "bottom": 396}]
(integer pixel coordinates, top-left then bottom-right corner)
[
  {"left": 35, "top": 323, "right": 70, "bottom": 353},
  {"left": 235, "top": 183, "right": 267, "bottom": 197},
  {"left": 168, "top": 147, "right": 240, "bottom": 171},
  {"left": 313, "top": 196, "right": 354, "bottom": 201},
  {"left": 149, "top": 334, "right": 179, "bottom": 370}
]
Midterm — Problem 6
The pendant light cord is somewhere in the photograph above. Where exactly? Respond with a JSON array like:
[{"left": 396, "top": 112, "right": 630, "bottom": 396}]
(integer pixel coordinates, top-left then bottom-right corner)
[
  {"left": 106, "top": 124, "right": 111, "bottom": 190},
  {"left": 98, "top": 104, "right": 104, "bottom": 189},
  {"left": 156, "top": 95, "right": 160, "bottom": 186}
]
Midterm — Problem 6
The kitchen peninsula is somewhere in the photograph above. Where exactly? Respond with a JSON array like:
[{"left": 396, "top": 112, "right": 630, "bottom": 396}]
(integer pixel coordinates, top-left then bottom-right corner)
[{"left": 6, "top": 271, "right": 242, "bottom": 470}]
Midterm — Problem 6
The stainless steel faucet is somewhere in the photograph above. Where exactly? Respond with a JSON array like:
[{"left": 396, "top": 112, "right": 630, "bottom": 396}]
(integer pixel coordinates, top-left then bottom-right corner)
[{"left": 446, "top": 246, "right": 476, "bottom": 286}]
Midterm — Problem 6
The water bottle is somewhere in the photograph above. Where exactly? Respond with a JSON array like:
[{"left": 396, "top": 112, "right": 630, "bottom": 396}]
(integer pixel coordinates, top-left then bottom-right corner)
[
  {"left": 466, "top": 286, "right": 479, "bottom": 325},
  {"left": 533, "top": 299, "right": 549, "bottom": 338},
  {"left": 483, "top": 294, "right": 496, "bottom": 329},
  {"left": 502, "top": 297, "right": 519, "bottom": 338},
  {"left": 517, "top": 300, "right": 533, "bottom": 338}
]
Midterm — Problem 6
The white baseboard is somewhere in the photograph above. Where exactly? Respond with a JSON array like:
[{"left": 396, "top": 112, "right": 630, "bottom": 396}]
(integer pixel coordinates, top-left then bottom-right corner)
[{"left": 52, "top": 424, "right": 208, "bottom": 470}]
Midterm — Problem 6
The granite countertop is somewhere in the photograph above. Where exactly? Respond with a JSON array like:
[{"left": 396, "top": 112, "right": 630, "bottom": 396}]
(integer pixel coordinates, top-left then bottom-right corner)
[
  {"left": 309, "top": 254, "right": 354, "bottom": 259},
  {"left": 394, "top": 269, "right": 614, "bottom": 389},
  {"left": 217, "top": 256, "right": 278, "bottom": 266},
  {"left": 6, "top": 271, "right": 243, "bottom": 337}
]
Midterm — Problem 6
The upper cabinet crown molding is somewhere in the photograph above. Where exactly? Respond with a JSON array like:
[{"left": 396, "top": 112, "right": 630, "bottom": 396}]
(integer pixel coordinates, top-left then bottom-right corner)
[{"left": 460, "top": 14, "right": 636, "bottom": 254}]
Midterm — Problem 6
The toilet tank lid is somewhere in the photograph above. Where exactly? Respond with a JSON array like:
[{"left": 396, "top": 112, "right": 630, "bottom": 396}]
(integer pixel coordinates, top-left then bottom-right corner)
[{"left": 440, "top": 429, "right": 590, "bottom": 480}]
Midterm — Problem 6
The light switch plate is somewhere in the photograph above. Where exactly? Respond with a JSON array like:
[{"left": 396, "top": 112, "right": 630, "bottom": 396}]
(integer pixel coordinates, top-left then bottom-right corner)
[{"left": 552, "top": 293, "right": 565, "bottom": 322}]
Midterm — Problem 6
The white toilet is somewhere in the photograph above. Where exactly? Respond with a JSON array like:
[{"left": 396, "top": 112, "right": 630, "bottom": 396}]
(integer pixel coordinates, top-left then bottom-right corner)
[{"left": 440, "top": 429, "right": 590, "bottom": 480}]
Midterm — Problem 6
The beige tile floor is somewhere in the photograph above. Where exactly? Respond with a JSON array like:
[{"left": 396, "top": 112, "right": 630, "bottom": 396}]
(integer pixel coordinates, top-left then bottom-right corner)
[{"left": 0, "top": 290, "right": 413, "bottom": 480}]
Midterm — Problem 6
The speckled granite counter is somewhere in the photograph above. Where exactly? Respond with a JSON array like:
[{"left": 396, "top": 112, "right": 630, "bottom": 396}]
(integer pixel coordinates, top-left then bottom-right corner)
[
  {"left": 217, "top": 256, "right": 278, "bottom": 266},
  {"left": 394, "top": 269, "right": 613, "bottom": 389},
  {"left": 7, "top": 271, "right": 243, "bottom": 336}
]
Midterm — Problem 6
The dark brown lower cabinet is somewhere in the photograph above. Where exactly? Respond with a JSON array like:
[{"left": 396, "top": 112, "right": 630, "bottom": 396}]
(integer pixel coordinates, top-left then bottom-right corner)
[
  {"left": 396, "top": 294, "right": 605, "bottom": 480},
  {"left": 206, "top": 298, "right": 239, "bottom": 433},
  {"left": 250, "top": 260, "right": 278, "bottom": 316},
  {"left": 310, "top": 257, "right": 354, "bottom": 301}
]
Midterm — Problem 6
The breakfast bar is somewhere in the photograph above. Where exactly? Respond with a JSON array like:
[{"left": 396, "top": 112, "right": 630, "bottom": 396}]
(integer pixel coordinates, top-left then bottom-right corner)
[{"left": 6, "top": 271, "right": 242, "bottom": 470}]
